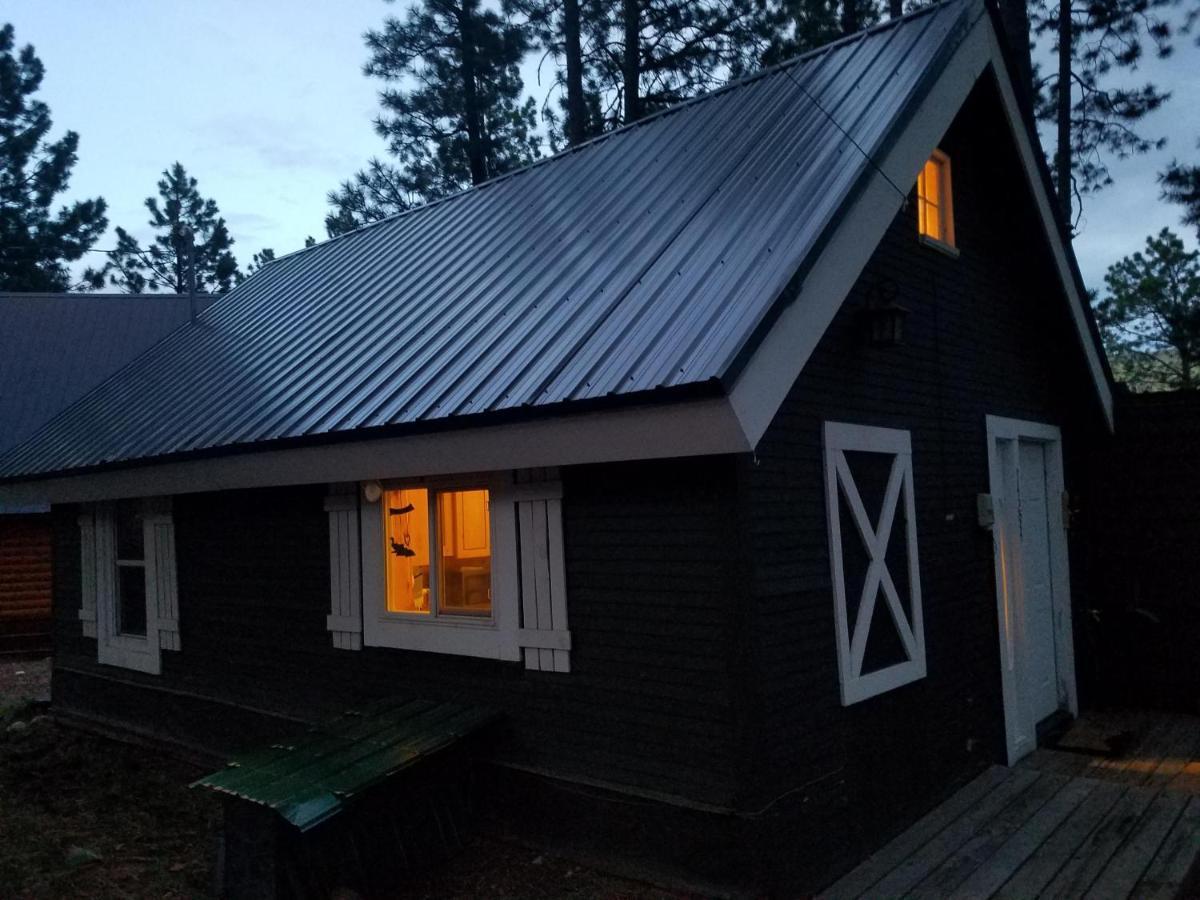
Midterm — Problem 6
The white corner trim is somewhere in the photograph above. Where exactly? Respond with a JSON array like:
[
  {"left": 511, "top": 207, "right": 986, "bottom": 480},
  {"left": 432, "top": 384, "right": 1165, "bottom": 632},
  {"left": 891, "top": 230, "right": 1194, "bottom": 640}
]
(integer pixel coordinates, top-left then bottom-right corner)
[
  {"left": 983, "top": 31, "right": 1114, "bottom": 432},
  {"left": 729, "top": 10, "right": 1113, "bottom": 449},
  {"left": 0, "top": 397, "right": 748, "bottom": 505},
  {"left": 984, "top": 415, "right": 1078, "bottom": 765}
]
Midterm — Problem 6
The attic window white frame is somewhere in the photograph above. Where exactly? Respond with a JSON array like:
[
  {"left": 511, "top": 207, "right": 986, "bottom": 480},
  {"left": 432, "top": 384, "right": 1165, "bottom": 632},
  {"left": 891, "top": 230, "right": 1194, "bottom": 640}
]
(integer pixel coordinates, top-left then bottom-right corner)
[
  {"left": 917, "top": 149, "right": 958, "bottom": 256},
  {"left": 823, "top": 422, "right": 926, "bottom": 705},
  {"left": 360, "top": 472, "right": 522, "bottom": 660}
]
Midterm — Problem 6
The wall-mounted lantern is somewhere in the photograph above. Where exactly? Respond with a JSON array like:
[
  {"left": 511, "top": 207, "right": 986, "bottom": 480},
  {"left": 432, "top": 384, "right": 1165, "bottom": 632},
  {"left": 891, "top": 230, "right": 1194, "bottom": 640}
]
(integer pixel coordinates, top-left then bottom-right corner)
[{"left": 864, "top": 280, "right": 909, "bottom": 347}]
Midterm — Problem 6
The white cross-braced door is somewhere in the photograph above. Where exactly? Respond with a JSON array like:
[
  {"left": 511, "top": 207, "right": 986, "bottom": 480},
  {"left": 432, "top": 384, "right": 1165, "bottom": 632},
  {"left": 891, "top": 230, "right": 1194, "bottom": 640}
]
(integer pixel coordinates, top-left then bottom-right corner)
[{"left": 824, "top": 422, "right": 926, "bottom": 705}]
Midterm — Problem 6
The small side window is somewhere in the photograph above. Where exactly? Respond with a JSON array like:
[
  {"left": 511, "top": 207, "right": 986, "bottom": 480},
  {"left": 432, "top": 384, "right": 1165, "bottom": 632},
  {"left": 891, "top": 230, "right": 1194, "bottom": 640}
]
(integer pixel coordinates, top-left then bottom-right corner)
[
  {"left": 86, "top": 497, "right": 179, "bottom": 674},
  {"left": 917, "top": 150, "right": 955, "bottom": 251}
]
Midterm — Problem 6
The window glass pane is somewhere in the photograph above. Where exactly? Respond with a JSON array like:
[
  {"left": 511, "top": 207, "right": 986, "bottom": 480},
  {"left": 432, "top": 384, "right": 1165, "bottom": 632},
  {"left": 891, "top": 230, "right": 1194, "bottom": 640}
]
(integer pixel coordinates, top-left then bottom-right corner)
[
  {"left": 115, "top": 499, "right": 144, "bottom": 560},
  {"left": 437, "top": 489, "right": 491, "bottom": 617},
  {"left": 117, "top": 564, "right": 147, "bottom": 636},
  {"left": 384, "top": 488, "right": 432, "bottom": 614},
  {"left": 925, "top": 200, "right": 942, "bottom": 242},
  {"left": 917, "top": 156, "right": 949, "bottom": 243},
  {"left": 922, "top": 158, "right": 940, "bottom": 211}
]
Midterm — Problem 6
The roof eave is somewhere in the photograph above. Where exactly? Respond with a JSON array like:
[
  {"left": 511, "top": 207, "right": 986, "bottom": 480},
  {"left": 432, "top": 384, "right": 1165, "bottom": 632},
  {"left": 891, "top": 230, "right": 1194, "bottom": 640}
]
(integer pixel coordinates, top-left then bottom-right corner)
[{"left": 0, "top": 381, "right": 747, "bottom": 504}]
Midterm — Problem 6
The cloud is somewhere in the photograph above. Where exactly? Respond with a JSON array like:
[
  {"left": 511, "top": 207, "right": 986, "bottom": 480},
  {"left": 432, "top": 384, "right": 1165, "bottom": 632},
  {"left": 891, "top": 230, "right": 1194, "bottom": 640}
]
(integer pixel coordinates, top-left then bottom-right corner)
[{"left": 192, "top": 113, "right": 363, "bottom": 172}]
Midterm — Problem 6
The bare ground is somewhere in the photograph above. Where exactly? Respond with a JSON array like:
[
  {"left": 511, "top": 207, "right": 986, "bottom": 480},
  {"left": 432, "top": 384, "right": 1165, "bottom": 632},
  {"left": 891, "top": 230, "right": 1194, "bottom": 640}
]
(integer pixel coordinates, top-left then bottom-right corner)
[
  {"left": 0, "top": 669, "right": 690, "bottom": 899},
  {"left": 0, "top": 657, "right": 51, "bottom": 708}
]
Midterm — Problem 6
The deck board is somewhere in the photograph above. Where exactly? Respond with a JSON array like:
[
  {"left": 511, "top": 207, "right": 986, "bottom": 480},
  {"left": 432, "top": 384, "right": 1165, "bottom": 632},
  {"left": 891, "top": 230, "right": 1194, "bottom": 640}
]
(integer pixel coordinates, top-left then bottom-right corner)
[
  {"left": 1134, "top": 796, "right": 1200, "bottom": 900},
  {"left": 864, "top": 769, "right": 1041, "bottom": 897},
  {"left": 1087, "top": 792, "right": 1190, "bottom": 900},
  {"left": 819, "top": 709, "right": 1200, "bottom": 900},
  {"left": 819, "top": 766, "right": 1011, "bottom": 900},
  {"left": 909, "top": 773, "right": 1070, "bottom": 897},
  {"left": 953, "top": 776, "right": 1097, "bottom": 900}
]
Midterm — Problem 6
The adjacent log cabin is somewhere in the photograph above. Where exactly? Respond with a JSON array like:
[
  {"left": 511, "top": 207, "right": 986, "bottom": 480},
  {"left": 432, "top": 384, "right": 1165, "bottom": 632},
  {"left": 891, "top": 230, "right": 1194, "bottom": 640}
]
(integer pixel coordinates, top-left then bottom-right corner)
[
  {"left": 0, "top": 1, "right": 1117, "bottom": 891},
  {"left": 0, "top": 293, "right": 213, "bottom": 656}
]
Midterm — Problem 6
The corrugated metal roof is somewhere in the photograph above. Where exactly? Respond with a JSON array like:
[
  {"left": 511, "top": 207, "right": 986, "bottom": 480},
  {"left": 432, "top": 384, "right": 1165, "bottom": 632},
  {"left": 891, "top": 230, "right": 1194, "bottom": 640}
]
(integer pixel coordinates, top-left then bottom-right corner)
[
  {"left": 0, "top": 293, "right": 216, "bottom": 456},
  {"left": 0, "top": 0, "right": 976, "bottom": 480},
  {"left": 193, "top": 696, "right": 499, "bottom": 831}
]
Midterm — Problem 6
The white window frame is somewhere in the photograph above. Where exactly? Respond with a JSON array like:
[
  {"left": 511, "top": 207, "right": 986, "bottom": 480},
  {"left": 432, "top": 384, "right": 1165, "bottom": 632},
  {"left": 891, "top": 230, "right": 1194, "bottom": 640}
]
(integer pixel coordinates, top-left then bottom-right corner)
[
  {"left": 361, "top": 472, "right": 521, "bottom": 661},
  {"left": 824, "top": 422, "right": 926, "bottom": 705},
  {"left": 94, "top": 498, "right": 166, "bottom": 675}
]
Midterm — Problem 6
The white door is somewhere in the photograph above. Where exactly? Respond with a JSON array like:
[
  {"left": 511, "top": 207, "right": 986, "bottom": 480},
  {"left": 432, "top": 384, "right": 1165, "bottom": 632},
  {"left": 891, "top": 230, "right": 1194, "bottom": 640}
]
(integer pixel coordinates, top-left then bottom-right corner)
[
  {"left": 1015, "top": 440, "right": 1059, "bottom": 724},
  {"left": 986, "top": 416, "right": 1077, "bottom": 765}
]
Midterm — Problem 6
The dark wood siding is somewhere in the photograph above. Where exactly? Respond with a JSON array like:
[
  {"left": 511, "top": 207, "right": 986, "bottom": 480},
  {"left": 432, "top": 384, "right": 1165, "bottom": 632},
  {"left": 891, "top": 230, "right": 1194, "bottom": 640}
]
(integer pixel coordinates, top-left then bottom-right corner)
[
  {"left": 0, "top": 513, "right": 52, "bottom": 655},
  {"left": 734, "top": 76, "right": 1109, "bottom": 889},
  {"left": 51, "top": 456, "right": 743, "bottom": 809}
]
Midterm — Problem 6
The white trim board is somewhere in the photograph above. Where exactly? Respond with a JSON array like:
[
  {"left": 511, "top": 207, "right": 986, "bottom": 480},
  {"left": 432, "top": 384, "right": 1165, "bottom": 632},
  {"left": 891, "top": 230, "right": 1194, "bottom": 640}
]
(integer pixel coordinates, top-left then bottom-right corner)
[
  {"left": 984, "top": 415, "right": 1078, "bottom": 765},
  {"left": 728, "top": 7, "right": 1113, "bottom": 447},
  {"left": 0, "top": 396, "right": 749, "bottom": 505}
]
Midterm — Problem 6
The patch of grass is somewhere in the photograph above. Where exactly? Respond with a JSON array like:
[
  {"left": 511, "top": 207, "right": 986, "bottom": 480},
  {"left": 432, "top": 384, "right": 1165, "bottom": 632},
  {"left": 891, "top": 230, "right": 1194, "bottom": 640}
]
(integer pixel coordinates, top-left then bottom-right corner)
[{"left": 0, "top": 718, "right": 219, "bottom": 898}]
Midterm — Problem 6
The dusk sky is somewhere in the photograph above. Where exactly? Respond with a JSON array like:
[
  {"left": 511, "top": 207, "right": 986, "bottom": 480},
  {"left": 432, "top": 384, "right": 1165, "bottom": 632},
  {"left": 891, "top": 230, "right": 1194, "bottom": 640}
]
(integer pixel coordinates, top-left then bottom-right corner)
[{"left": 6, "top": 0, "right": 1199, "bottom": 292}]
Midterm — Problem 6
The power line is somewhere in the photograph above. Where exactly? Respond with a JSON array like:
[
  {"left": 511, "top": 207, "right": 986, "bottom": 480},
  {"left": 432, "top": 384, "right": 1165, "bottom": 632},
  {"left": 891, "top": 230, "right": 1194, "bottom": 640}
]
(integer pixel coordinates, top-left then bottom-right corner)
[{"left": 777, "top": 62, "right": 909, "bottom": 205}]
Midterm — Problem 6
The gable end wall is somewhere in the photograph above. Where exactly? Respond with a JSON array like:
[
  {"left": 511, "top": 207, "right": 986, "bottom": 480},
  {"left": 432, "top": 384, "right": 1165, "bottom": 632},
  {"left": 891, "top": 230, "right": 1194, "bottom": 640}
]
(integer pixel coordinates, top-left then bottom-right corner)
[{"left": 735, "top": 76, "right": 1108, "bottom": 890}]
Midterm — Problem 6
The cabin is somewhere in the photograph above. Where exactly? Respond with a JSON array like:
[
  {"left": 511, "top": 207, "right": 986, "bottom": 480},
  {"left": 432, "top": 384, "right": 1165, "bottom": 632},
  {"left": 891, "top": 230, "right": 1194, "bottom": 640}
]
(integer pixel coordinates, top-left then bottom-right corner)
[
  {"left": 0, "top": 0, "right": 1124, "bottom": 892},
  {"left": 0, "top": 293, "right": 212, "bottom": 656}
]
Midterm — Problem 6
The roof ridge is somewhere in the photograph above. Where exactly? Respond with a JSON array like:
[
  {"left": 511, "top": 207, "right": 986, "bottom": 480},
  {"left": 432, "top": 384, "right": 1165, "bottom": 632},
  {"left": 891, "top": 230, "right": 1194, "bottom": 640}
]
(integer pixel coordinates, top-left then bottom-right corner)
[
  {"left": 271, "top": 0, "right": 967, "bottom": 267},
  {"left": 0, "top": 292, "right": 204, "bottom": 301}
]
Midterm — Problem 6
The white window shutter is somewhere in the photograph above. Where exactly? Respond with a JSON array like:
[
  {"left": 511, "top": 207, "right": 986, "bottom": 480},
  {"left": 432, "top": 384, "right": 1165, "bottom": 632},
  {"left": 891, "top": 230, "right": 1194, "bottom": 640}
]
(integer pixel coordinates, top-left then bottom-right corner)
[
  {"left": 77, "top": 510, "right": 98, "bottom": 638},
  {"left": 145, "top": 508, "right": 181, "bottom": 651},
  {"left": 824, "top": 422, "right": 926, "bottom": 705},
  {"left": 325, "top": 488, "right": 363, "bottom": 650},
  {"left": 514, "top": 470, "right": 571, "bottom": 672}
]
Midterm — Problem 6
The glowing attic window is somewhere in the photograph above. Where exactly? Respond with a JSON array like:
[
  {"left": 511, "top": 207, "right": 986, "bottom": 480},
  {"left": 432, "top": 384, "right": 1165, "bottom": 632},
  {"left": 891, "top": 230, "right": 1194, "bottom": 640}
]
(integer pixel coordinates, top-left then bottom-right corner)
[{"left": 917, "top": 150, "right": 955, "bottom": 249}]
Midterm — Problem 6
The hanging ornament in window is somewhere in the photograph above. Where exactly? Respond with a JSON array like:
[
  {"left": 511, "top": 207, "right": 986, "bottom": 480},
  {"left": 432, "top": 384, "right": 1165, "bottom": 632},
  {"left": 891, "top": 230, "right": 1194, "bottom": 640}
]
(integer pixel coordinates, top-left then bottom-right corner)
[{"left": 388, "top": 503, "right": 416, "bottom": 557}]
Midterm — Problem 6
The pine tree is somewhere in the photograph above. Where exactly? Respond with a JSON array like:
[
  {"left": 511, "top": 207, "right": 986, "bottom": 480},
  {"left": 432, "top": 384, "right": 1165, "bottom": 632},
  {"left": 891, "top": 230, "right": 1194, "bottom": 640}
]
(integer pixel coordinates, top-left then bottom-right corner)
[
  {"left": 327, "top": 0, "right": 541, "bottom": 235},
  {"left": 325, "top": 158, "right": 413, "bottom": 236},
  {"left": 106, "top": 162, "right": 239, "bottom": 294},
  {"left": 0, "top": 23, "right": 108, "bottom": 292},
  {"left": 525, "top": 0, "right": 773, "bottom": 134},
  {"left": 1161, "top": 143, "right": 1200, "bottom": 239},
  {"left": 595, "top": 0, "right": 771, "bottom": 125},
  {"left": 1012, "top": 0, "right": 1179, "bottom": 229},
  {"left": 236, "top": 247, "right": 276, "bottom": 284},
  {"left": 1096, "top": 227, "right": 1200, "bottom": 390}
]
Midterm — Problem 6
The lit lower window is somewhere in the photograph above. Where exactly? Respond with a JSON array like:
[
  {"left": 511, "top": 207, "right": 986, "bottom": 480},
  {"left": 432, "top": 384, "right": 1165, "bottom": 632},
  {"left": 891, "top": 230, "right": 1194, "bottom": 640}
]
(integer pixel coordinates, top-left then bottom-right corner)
[
  {"left": 113, "top": 499, "right": 148, "bottom": 637},
  {"left": 917, "top": 150, "right": 954, "bottom": 248},
  {"left": 384, "top": 487, "right": 492, "bottom": 618}
]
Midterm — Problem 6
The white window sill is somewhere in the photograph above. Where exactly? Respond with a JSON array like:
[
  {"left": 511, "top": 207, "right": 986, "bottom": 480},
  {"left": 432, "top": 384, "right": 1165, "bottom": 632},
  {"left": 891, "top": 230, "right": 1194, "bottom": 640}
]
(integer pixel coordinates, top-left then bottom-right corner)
[
  {"left": 364, "top": 612, "right": 521, "bottom": 661},
  {"left": 919, "top": 234, "right": 960, "bottom": 258}
]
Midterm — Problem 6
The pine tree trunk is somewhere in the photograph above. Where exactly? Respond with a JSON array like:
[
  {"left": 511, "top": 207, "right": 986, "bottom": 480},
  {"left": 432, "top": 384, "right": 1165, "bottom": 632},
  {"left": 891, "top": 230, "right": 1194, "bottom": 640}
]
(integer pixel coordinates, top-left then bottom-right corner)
[
  {"left": 889, "top": 0, "right": 903, "bottom": 19},
  {"left": 564, "top": 0, "right": 586, "bottom": 144},
  {"left": 998, "top": 0, "right": 1033, "bottom": 104},
  {"left": 623, "top": 0, "right": 641, "bottom": 123},
  {"left": 841, "top": 0, "right": 860, "bottom": 35},
  {"left": 1055, "top": 0, "right": 1072, "bottom": 227},
  {"left": 457, "top": 0, "right": 488, "bottom": 185}
]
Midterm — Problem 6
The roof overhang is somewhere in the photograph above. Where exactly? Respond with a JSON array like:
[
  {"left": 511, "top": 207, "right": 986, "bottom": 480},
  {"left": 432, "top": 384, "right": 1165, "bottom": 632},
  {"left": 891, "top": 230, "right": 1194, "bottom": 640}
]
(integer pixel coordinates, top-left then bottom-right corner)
[
  {"left": 727, "top": 4, "right": 1114, "bottom": 445},
  {"left": 0, "top": 395, "right": 749, "bottom": 504}
]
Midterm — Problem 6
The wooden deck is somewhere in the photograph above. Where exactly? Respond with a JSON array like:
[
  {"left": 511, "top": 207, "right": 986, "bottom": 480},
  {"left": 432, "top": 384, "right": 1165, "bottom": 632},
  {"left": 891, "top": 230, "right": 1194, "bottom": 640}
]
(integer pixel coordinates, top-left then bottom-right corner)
[{"left": 821, "top": 710, "right": 1200, "bottom": 899}]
